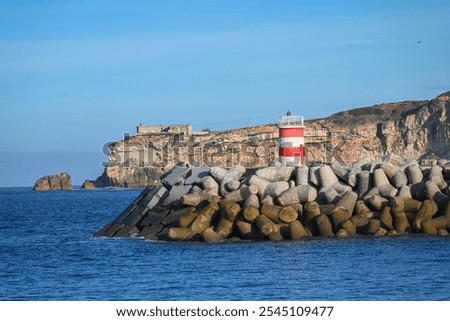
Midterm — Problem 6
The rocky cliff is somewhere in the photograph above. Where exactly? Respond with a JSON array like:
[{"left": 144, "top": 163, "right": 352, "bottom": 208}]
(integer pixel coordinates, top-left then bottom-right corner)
[
  {"left": 91, "top": 91, "right": 450, "bottom": 188},
  {"left": 33, "top": 172, "right": 73, "bottom": 191}
]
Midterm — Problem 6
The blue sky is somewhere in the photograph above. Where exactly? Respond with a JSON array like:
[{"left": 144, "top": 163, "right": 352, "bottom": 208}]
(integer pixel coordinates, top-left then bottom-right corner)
[{"left": 1, "top": 0, "right": 449, "bottom": 186}]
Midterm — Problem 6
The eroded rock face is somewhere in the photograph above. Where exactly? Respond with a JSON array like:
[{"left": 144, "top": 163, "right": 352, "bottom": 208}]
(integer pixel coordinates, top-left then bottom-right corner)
[
  {"left": 93, "top": 91, "right": 450, "bottom": 187},
  {"left": 33, "top": 172, "right": 73, "bottom": 191},
  {"left": 81, "top": 179, "right": 95, "bottom": 189}
]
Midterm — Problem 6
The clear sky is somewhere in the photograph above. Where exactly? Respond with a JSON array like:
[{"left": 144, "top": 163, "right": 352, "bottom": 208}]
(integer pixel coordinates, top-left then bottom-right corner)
[{"left": 1, "top": 0, "right": 449, "bottom": 186}]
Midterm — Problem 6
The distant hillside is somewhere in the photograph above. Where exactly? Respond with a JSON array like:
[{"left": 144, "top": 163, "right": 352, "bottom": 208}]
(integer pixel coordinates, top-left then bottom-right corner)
[{"left": 88, "top": 91, "right": 450, "bottom": 187}]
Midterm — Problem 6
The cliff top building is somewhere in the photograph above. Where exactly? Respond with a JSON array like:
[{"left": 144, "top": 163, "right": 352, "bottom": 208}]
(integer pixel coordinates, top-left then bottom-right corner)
[{"left": 136, "top": 123, "right": 192, "bottom": 136}]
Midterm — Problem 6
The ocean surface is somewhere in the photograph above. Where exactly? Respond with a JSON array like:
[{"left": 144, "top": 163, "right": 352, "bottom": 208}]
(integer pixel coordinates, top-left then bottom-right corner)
[{"left": 1, "top": 187, "right": 449, "bottom": 301}]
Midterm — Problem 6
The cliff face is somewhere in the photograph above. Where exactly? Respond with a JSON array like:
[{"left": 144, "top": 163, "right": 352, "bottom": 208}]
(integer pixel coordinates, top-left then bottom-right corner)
[
  {"left": 93, "top": 91, "right": 450, "bottom": 187},
  {"left": 308, "top": 91, "right": 450, "bottom": 164}
]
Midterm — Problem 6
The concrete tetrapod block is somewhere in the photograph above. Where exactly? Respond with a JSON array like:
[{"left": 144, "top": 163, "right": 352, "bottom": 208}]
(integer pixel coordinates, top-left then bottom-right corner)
[
  {"left": 261, "top": 195, "right": 274, "bottom": 206},
  {"left": 277, "top": 185, "right": 317, "bottom": 206},
  {"left": 178, "top": 211, "right": 199, "bottom": 227},
  {"left": 184, "top": 167, "right": 211, "bottom": 185},
  {"left": 421, "top": 219, "right": 438, "bottom": 235},
  {"left": 397, "top": 185, "right": 412, "bottom": 198},
  {"left": 296, "top": 166, "right": 309, "bottom": 186},
  {"left": 381, "top": 161, "right": 399, "bottom": 180},
  {"left": 309, "top": 166, "right": 321, "bottom": 187},
  {"left": 190, "top": 201, "right": 219, "bottom": 233},
  {"left": 224, "top": 185, "right": 253, "bottom": 203},
  {"left": 318, "top": 204, "right": 335, "bottom": 216},
  {"left": 368, "top": 195, "right": 389, "bottom": 211},
  {"left": 244, "top": 194, "right": 260, "bottom": 209},
  {"left": 331, "top": 162, "right": 350, "bottom": 183},
  {"left": 414, "top": 200, "right": 438, "bottom": 230},
  {"left": 406, "top": 163, "right": 424, "bottom": 185},
  {"left": 181, "top": 191, "right": 215, "bottom": 207},
  {"left": 341, "top": 219, "right": 356, "bottom": 235},
  {"left": 354, "top": 201, "right": 373, "bottom": 218},
  {"left": 124, "top": 205, "right": 149, "bottom": 226},
  {"left": 221, "top": 202, "right": 241, "bottom": 223},
  {"left": 390, "top": 197, "right": 422, "bottom": 213},
  {"left": 242, "top": 206, "right": 260, "bottom": 222},
  {"left": 201, "top": 227, "right": 223, "bottom": 242},
  {"left": 366, "top": 219, "right": 381, "bottom": 235},
  {"left": 113, "top": 225, "right": 134, "bottom": 237},
  {"left": 202, "top": 176, "right": 219, "bottom": 195},
  {"left": 168, "top": 227, "right": 195, "bottom": 241},
  {"left": 255, "top": 166, "right": 295, "bottom": 182},
  {"left": 260, "top": 204, "right": 283, "bottom": 224},
  {"left": 336, "top": 228, "right": 350, "bottom": 238},
  {"left": 138, "top": 207, "right": 170, "bottom": 228},
  {"left": 268, "top": 231, "right": 284, "bottom": 241},
  {"left": 278, "top": 206, "right": 298, "bottom": 223},
  {"left": 161, "top": 207, "right": 196, "bottom": 227},
  {"left": 364, "top": 187, "right": 380, "bottom": 200},
  {"left": 374, "top": 168, "right": 391, "bottom": 187},
  {"left": 357, "top": 171, "right": 372, "bottom": 198},
  {"left": 330, "top": 207, "right": 351, "bottom": 231},
  {"left": 350, "top": 215, "right": 371, "bottom": 234},
  {"left": 303, "top": 202, "right": 321, "bottom": 236},
  {"left": 392, "top": 171, "right": 408, "bottom": 188},
  {"left": 318, "top": 165, "right": 339, "bottom": 188},
  {"left": 161, "top": 165, "right": 191, "bottom": 187},
  {"left": 215, "top": 218, "right": 235, "bottom": 239},
  {"left": 430, "top": 216, "right": 450, "bottom": 230},
  {"left": 391, "top": 205, "right": 411, "bottom": 234},
  {"left": 265, "top": 181, "right": 290, "bottom": 198},
  {"left": 162, "top": 185, "right": 192, "bottom": 207},
  {"left": 137, "top": 226, "right": 158, "bottom": 239},
  {"left": 428, "top": 165, "right": 447, "bottom": 189},
  {"left": 236, "top": 218, "right": 264, "bottom": 240},
  {"left": 255, "top": 215, "right": 277, "bottom": 236},
  {"left": 426, "top": 180, "right": 450, "bottom": 210},
  {"left": 334, "top": 190, "right": 358, "bottom": 216},
  {"left": 317, "top": 187, "right": 341, "bottom": 204},
  {"left": 352, "top": 156, "right": 372, "bottom": 171},
  {"left": 226, "top": 180, "right": 241, "bottom": 191},
  {"left": 219, "top": 165, "right": 246, "bottom": 197},
  {"left": 210, "top": 167, "right": 228, "bottom": 182},
  {"left": 289, "top": 220, "right": 309, "bottom": 240},
  {"left": 378, "top": 184, "right": 398, "bottom": 199},
  {"left": 332, "top": 181, "right": 352, "bottom": 194},
  {"left": 347, "top": 169, "right": 360, "bottom": 188},
  {"left": 142, "top": 186, "right": 169, "bottom": 210},
  {"left": 249, "top": 175, "right": 270, "bottom": 198},
  {"left": 315, "top": 214, "right": 334, "bottom": 237},
  {"left": 374, "top": 227, "right": 388, "bottom": 236},
  {"left": 379, "top": 206, "right": 394, "bottom": 231}
]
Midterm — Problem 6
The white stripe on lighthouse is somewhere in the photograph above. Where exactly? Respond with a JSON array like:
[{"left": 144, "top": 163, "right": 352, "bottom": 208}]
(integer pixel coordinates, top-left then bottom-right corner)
[{"left": 279, "top": 137, "right": 304, "bottom": 147}]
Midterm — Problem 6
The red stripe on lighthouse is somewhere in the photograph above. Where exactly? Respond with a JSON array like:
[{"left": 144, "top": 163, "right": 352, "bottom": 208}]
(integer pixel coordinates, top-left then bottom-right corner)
[{"left": 279, "top": 127, "right": 304, "bottom": 137}]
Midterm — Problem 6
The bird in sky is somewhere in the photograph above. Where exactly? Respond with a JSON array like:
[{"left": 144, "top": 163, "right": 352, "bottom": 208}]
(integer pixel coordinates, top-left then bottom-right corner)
[{"left": 417, "top": 40, "right": 422, "bottom": 44}]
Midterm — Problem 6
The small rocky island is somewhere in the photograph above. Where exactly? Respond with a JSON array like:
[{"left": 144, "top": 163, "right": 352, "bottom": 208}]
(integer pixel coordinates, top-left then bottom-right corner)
[
  {"left": 33, "top": 172, "right": 73, "bottom": 191},
  {"left": 95, "top": 156, "right": 450, "bottom": 242}
]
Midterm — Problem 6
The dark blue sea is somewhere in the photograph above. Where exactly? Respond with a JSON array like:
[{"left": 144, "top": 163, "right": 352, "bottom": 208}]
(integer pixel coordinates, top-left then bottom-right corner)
[{"left": 1, "top": 187, "right": 449, "bottom": 301}]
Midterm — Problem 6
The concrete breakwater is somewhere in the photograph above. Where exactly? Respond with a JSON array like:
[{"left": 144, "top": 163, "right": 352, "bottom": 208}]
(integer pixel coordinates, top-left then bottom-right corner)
[{"left": 95, "top": 157, "right": 450, "bottom": 241}]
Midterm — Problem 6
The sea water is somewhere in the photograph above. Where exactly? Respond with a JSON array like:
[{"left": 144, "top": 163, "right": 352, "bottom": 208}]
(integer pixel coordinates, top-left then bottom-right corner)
[{"left": 0, "top": 187, "right": 449, "bottom": 301}]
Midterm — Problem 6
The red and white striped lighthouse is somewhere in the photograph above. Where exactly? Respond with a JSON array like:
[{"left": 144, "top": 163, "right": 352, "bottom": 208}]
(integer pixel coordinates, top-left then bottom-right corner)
[{"left": 278, "top": 112, "right": 305, "bottom": 166}]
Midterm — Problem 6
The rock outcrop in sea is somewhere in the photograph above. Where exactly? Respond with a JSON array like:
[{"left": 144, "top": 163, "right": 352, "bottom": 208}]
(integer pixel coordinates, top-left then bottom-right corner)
[
  {"left": 33, "top": 172, "right": 73, "bottom": 191},
  {"left": 95, "top": 156, "right": 450, "bottom": 242},
  {"left": 89, "top": 91, "right": 450, "bottom": 188}
]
